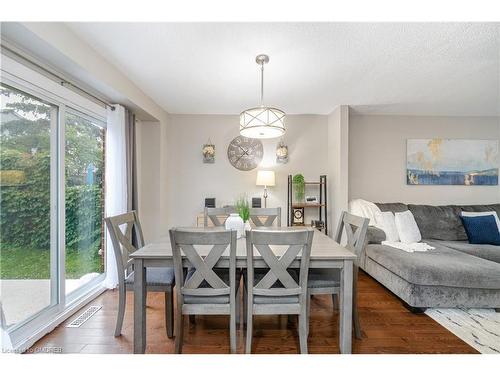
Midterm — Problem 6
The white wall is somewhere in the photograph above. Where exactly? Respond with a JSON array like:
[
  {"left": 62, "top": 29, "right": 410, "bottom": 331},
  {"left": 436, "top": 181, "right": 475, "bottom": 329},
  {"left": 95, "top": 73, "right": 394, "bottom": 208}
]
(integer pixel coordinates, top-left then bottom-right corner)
[
  {"left": 327, "top": 105, "right": 349, "bottom": 235},
  {"left": 349, "top": 115, "right": 500, "bottom": 205},
  {"left": 136, "top": 120, "right": 168, "bottom": 241},
  {"left": 165, "top": 114, "right": 329, "bottom": 228}
]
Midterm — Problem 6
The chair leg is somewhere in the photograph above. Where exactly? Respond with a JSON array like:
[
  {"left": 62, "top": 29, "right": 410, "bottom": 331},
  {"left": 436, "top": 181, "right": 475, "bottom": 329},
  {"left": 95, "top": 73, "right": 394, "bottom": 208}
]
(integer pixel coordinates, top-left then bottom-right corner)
[
  {"left": 243, "top": 286, "right": 248, "bottom": 328},
  {"left": 230, "top": 303, "right": 237, "bottom": 354},
  {"left": 114, "top": 283, "right": 126, "bottom": 337},
  {"left": 353, "top": 266, "right": 362, "bottom": 339},
  {"left": 298, "top": 311, "right": 308, "bottom": 354},
  {"left": 165, "top": 290, "right": 174, "bottom": 339},
  {"left": 245, "top": 299, "right": 253, "bottom": 354},
  {"left": 174, "top": 314, "right": 184, "bottom": 354},
  {"left": 245, "top": 315, "right": 253, "bottom": 354},
  {"left": 306, "top": 291, "right": 311, "bottom": 337},
  {"left": 236, "top": 287, "right": 241, "bottom": 326}
]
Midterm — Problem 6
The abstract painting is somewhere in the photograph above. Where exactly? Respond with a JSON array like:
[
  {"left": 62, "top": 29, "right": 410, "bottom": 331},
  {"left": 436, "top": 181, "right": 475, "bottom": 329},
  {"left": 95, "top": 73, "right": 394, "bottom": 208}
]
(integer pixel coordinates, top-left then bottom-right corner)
[{"left": 407, "top": 139, "right": 498, "bottom": 185}]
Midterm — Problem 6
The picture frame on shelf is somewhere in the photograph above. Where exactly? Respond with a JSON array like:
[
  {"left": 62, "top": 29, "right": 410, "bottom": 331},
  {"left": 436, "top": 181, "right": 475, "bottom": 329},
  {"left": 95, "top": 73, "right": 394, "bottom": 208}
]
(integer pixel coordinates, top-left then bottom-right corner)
[{"left": 305, "top": 196, "right": 318, "bottom": 203}]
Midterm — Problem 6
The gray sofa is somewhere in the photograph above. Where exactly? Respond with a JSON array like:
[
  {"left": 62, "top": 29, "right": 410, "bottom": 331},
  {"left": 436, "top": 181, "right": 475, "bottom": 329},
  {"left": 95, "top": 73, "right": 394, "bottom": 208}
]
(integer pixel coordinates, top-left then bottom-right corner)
[{"left": 362, "top": 203, "right": 500, "bottom": 311}]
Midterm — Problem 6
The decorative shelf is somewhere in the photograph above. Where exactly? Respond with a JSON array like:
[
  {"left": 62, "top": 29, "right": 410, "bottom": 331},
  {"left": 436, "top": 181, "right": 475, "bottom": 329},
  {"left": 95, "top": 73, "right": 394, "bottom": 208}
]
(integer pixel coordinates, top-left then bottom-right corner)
[
  {"left": 291, "top": 203, "right": 325, "bottom": 208},
  {"left": 287, "top": 175, "right": 328, "bottom": 235}
]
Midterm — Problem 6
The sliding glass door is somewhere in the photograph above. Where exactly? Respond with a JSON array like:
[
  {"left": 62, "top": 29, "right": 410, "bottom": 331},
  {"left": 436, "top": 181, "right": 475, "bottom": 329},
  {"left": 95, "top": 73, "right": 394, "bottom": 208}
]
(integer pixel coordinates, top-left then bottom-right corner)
[
  {"left": 1, "top": 55, "right": 107, "bottom": 348},
  {"left": 64, "top": 110, "right": 105, "bottom": 296},
  {"left": 0, "top": 84, "right": 58, "bottom": 327}
]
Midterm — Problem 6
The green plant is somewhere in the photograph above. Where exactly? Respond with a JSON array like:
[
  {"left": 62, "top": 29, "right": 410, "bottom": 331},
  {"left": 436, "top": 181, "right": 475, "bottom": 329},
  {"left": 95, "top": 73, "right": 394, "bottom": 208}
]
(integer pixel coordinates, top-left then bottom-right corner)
[
  {"left": 235, "top": 195, "right": 250, "bottom": 222},
  {"left": 292, "top": 174, "right": 305, "bottom": 202}
]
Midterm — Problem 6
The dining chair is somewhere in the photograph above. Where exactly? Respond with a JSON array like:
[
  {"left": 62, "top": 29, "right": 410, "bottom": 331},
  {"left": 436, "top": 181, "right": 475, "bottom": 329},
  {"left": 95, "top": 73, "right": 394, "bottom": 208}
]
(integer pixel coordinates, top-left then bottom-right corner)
[
  {"left": 249, "top": 207, "right": 281, "bottom": 227},
  {"left": 204, "top": 206, "right": 237, "bottom": 227},
  {"left": 169, "top": 228, "right": 238, "bottom": 353},
  {"left": 245, "top": 228, "right": 314, "bottom": 354},
  {"left": 306, "top": 211, "right": 369, "bottom": 339},
  {"left": 105, "top": 211, "right": 175, "bottom": 338}
]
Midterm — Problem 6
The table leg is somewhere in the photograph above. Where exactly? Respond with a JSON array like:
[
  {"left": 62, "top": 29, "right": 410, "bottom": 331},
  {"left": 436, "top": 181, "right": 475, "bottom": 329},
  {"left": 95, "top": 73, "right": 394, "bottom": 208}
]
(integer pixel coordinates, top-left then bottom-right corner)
[
  {"left": 134, "top": 258, "right": 146, "bottom": 354},
  {"left": 339, "top": 260, "right": 353, "bottom": 354}
]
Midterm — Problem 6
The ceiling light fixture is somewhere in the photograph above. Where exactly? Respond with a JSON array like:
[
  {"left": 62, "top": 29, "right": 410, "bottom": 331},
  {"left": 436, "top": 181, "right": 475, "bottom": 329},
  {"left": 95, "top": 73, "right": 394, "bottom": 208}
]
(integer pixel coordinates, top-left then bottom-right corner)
[{"left": 240, "top": 54, "right": 286, "bottom": 139}]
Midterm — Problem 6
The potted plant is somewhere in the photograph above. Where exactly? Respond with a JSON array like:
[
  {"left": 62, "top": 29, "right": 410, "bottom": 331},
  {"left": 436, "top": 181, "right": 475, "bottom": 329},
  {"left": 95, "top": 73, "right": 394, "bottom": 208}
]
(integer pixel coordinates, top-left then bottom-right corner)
[
  {"left": 236, "top": 195, "right": 251, "bottom": 235},
  {"left": 292, "top": 174, "right": 305, "bottom": 203}
]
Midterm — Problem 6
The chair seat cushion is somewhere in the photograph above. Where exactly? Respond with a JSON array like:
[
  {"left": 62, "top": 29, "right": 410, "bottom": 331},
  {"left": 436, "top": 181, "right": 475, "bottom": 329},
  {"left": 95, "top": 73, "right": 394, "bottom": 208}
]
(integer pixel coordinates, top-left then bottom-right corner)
[
  {"left": 307, "top": 268, "right": 341, "bottom": 289},
  {"left": 182, "top": 268, "right": 241, "bottom": 304},
  {"left": 246, "top": 269, "right": 300, "bottom": 304},
  {"left": 125, "top": 267, "right": 175, "bottom": 286}
]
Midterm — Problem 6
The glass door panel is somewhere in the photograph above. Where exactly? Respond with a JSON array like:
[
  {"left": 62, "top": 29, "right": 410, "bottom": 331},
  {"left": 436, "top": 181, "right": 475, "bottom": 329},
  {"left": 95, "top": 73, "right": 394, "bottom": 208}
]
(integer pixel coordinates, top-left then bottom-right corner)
[
  {"left": 0, "top": 84, "right": 57, "bottom": 327},
  {"left": 64, "top": 111, "right": 105, "bottom": 295}
]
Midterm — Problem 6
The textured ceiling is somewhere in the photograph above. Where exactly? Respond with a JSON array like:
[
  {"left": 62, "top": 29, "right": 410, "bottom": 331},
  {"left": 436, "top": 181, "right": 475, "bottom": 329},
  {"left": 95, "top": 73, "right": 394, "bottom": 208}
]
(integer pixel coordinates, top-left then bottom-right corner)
[{"left": 66, "top": 22, "right": 499, "bottom": 116}]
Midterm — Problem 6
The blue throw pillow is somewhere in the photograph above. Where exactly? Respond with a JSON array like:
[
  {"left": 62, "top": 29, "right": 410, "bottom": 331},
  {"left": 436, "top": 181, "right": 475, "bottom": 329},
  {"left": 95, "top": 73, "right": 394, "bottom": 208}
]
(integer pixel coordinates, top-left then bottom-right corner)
[{"left": 460, "top": 214, "right": 500, "bottom": 245}]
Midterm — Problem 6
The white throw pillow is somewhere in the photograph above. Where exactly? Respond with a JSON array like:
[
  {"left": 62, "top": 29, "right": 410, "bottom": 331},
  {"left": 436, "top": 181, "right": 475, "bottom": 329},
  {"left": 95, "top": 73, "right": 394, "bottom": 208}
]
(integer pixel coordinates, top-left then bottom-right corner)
[
  {"left": 394, "top": 210, "right": 422, "bottom": 244},
  {"left": 461, "top": 211, "right": 500, "bottom": 232},
  {"left": 375, "top": 211, "right": 400, "bottom": 242}
]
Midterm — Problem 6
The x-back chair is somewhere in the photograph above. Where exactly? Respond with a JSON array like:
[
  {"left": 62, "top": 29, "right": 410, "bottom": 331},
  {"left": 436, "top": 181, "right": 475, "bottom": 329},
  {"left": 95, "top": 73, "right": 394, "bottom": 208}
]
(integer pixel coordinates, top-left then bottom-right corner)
[
  {"left": 169, "top": 228, "right": 238, "bottom": 353},
  {"left": 249, "top": 207, "right": 281, "bottom": 227},
  {"left": 105, "top": 211, "right": 175, "bottom": 338},
  {"left": 245, "top": 228, "right": 314, "bottom": 354},
  {"left": 307, "top": 211, "right": 369, "bottom": 339},
  {"left": 203, "top": 206, "right": 237, "bottom": 227}
]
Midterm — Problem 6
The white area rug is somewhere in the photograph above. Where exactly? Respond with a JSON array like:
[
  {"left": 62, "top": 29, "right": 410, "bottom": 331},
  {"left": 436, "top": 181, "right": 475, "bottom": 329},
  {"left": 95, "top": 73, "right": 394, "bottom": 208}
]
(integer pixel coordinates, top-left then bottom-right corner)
[{"left": 426, "top": 308, "right": 500, "bottom": 354}]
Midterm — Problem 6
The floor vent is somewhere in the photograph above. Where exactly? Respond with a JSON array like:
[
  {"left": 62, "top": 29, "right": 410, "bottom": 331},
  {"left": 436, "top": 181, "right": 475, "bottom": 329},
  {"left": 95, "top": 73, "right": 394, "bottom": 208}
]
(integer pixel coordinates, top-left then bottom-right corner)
[{"left": 66, "top": 305, "right": 102, "bottom": 328}]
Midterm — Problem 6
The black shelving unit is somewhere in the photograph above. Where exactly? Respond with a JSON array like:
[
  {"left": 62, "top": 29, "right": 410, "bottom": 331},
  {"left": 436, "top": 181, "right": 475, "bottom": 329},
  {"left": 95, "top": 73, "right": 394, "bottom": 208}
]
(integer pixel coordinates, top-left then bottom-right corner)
[{"left": 287, "top": 175, "right": 327, "bottom": 235}]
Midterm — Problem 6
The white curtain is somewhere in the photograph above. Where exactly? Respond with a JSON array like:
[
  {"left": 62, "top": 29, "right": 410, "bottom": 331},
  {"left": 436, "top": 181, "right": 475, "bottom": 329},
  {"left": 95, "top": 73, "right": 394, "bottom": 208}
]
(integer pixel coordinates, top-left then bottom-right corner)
[{"left": 104, "top": 105, "right": 128, "bottom": 289}]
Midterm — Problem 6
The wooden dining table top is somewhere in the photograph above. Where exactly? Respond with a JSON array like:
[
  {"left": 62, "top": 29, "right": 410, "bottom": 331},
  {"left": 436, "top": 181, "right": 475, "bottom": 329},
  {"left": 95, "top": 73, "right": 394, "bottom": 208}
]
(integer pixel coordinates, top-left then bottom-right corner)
[{"left": 130, "top": 227, "right": 356, "bottom": 261}]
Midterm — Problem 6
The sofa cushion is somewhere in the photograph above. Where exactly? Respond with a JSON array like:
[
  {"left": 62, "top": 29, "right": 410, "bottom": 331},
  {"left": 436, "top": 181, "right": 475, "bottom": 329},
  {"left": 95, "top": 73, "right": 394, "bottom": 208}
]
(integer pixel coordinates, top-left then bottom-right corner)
[
  {"left": 375, "top": 203, "right": 408, "bottom": 213},
  {"left": 428, "top": 240, "right": 500, "bottom": 264},
  {"left": 366, "top": 226, "right": 386, "bottom": 244},
  {"left": 407, "top": 204, "right": 467, "bottom": 241},
  {"left": 460, "top": 214, "right": 500, "bottom": 245},
  {"left": 365, "top": 243, "right": 500, "bottom": 289},
  {"left": 460, "top": 204, "right": 500, "bottom": 218}
]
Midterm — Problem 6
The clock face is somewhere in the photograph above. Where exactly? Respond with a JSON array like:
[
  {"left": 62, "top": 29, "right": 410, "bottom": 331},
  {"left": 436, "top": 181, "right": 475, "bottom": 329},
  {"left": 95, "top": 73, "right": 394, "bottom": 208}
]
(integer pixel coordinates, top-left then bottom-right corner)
[{"left": 227, "top": 136, "right": 264, "bottom": 171}]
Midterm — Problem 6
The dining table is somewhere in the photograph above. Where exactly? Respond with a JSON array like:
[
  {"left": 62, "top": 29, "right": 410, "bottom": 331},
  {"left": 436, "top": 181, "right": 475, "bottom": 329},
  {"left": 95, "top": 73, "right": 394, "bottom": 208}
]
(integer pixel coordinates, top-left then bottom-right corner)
[{"left": 130, "top": 227, "right": 357, "bottom": 354}]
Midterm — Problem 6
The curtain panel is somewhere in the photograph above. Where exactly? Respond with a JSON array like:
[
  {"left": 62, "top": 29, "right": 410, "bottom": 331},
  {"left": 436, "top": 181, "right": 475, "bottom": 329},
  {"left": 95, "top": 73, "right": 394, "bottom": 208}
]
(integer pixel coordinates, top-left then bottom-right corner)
[
  {"left": 125, "top": 110, "right": 138, "bottom": 213},
  {"left": 104, "top": 105, "right": 128, "bottom": 289},
  {"left": 104, "top": 105, "right": 138, "bottom": 289}
]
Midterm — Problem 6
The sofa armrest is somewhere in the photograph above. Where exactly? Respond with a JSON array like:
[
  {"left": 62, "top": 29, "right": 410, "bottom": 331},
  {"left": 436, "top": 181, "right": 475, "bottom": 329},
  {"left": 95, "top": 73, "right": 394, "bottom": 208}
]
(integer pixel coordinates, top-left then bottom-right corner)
[{"left": 366, "top": 226, "right": 386, "bottom": 244}]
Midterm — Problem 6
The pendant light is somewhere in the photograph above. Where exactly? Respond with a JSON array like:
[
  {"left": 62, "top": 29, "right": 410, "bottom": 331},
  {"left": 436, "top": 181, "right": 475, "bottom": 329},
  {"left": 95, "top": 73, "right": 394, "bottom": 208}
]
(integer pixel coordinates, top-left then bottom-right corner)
[{"left": 240, "top": 54, "right": 286, "bottom": 139}]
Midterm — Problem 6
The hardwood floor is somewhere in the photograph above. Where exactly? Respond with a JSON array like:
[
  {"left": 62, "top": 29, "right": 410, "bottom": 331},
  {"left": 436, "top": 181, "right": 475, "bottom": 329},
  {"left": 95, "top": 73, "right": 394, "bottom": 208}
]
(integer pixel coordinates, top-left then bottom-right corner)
[{"left": 31, "top": 271, "right": 478, "bottom": 354}]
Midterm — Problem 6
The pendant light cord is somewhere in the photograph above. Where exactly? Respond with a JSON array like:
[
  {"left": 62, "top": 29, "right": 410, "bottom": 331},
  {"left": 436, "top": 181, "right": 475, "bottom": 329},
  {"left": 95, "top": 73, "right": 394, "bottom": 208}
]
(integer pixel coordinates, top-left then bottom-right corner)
[{"left": 260, "top": 62, "right": 264, "bottom": 107}]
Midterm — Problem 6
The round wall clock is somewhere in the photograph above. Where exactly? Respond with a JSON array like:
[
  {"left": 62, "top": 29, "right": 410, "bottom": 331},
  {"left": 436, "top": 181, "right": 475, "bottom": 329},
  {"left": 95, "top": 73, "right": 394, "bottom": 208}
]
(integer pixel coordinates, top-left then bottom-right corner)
[{"left": 227, "top": 135, "right": 264, "bottom": 171}]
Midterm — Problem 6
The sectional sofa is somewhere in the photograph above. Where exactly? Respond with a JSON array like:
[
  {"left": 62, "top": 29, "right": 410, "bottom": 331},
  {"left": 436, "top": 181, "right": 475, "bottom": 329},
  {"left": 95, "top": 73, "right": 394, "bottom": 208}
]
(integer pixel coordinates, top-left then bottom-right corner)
[{"left": 362, "top": 203, "right": 500, "bottom": 312}]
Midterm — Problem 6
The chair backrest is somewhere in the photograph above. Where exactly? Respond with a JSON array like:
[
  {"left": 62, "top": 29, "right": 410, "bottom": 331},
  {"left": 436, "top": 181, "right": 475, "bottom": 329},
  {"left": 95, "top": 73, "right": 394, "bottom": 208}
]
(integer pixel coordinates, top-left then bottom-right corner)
[
  {"left": 334, "top": 211, "right": 369, "bottom": 266},
  {"left": 249, "top": 207, "right": 281, "bottom": 227},
  {"left": 105, "top": 211, "right": 145, "bottom": 280},
  {"left": 169, "top": 228, "right": 237, "bottom": 304},
  {"left": 204, "top": 206, "right": 237, "bottom": 227},
  {"left": 245, "top": 228, "right": 314, "bottom": 303}
]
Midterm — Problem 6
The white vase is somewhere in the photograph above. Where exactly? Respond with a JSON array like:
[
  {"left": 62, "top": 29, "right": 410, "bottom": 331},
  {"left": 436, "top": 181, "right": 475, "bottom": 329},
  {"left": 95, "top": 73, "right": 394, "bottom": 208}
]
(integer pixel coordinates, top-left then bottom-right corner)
[{"left": 225, "top": 213, "right": 244, "bottom": 238}]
